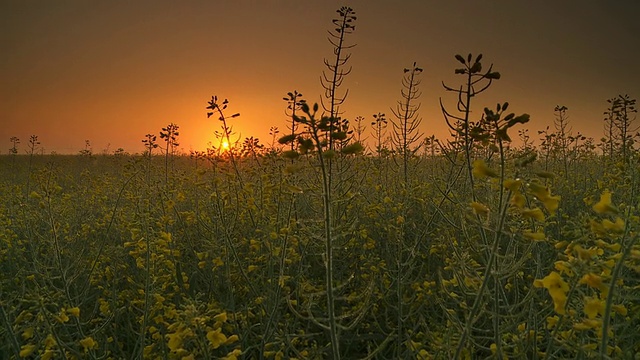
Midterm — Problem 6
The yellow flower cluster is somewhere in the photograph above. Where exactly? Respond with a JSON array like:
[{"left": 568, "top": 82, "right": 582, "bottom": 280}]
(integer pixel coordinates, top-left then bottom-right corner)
[{"left": 534, "top": 271, "right": 569, "bottom": 314}]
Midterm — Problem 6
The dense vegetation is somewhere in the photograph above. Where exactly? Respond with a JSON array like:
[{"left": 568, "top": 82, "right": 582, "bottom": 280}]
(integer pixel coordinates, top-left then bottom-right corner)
[{"left": 2, "top": 6, "right": 639, "bottom": 360}]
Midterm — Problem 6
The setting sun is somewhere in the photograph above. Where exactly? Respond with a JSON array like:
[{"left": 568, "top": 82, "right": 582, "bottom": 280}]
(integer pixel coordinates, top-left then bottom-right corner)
[{"left": 221, "top": 140, "right": 230, "bottom": 151}]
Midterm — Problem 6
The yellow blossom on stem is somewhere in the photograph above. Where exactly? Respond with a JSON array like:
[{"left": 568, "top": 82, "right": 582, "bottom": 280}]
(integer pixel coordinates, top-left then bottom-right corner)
[
  {"left": 207, "top": 328, "right": 227, "bottom": 349},
  {"left": 579, "top": 273, "right": 605, "bottom": 289},
  {"left": 523, "top": 231, "right": 545, "bottom": 241},
  {"left": 534, "top": 271, "right": 569, "bottom": 314},
  {"left": 21, "top": 327, "right": 34, "bottom": 340},
  {"left": 611, "top": 304, "right": 627, "bottom": 316},
  {"left": 574, "top": 245, "right": 603, "bottom": 261},
  {"left": 79, "top": 336, "right": 98, "bottom": 351},
  {"left": 67, "top": 307, "right": 80, "bottom": 317},
  {"left": 593, "top": 190, "right": 618, "bottom": 214},
  {"left": 504, "top": 178, "right": 522, "bottom": 192},
  {"left": 521, "top": 207, "right": 545, "bottom": 221},
  {"left": 470, "top": 202, "right": 490, "bottom": 217},
  {"left": 546, "top": 315, "right": 559, "bottom": 329},
  {"left": 554, "top": 260, "right": 574, "bottom": 276},
  {"left": 510, "top": 192, "right": 526, "bottom": 208},
  {"left": 19, "top": 344, "right": 36, "bottom": 358},
  {"left": 167, "top": 332, "right": 183, "bottom": 351},
  {"left": 222, "top": 349, "right": 242, "bottom": 360},
  {"left": 472, "top": 159, "right": 498, "bottom": 179},
  {"left": 583, "top": 297, "right": 605, "bottom": 319},
  {"left": 213, "top": 312, "right": 228, "bottom": 323},
  {"left": 527, "top": 182, "right": 560, "bottom": 215},
  {"left": 602, "top": 218, "right": 625, "bottom": 233}
]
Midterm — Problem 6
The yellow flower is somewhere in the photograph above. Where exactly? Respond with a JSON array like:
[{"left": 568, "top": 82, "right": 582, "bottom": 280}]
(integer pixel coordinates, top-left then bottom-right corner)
[
  {"left": 213, "top": 312, "right": 228, "bottom": 323},
  {"left": 607, "top": 243, "right": 621, "bottom": 252},
  {"left": 583, "top": 297, "right": 605, "bottom": 319},
  {"left": 21, "top": 327, "right": 34, "bottom": 340},
  {"left": 579, "top": 273, "right": 604, "bottom": 289},
  {"left": 470, "top": 202, "right": 490, "bottom": 217},
  {"left": 527, "top": 182, "right": 560, "bottom": 215},
  {"left": 602, "top": 218, "right": 625, "bottom": 233},
  {"left": 225, "top": 334, "right": 239, "bottom": 344},
  {"left": 222, "top": 349, "right": 242, "bottom": 360},
  {"left": 534, "top": 271, "right": 569, "bottom": 314},
  {"left": 611, "top": 304, "right": 627, "bottom": 316},
  {"left": 44, "top": 334, "right": 57, "bottom": 349},
  {"left": 56, "top": 309, "right": 69, "bottom": 323},
  {"left": 19, "top": 344, "right": 36, "bottom": 358},
  {"left": 534, "top": 170, "right": 555, "bottom": 179},
  {"left": 573, "top": 322, "right": 592, "bottom": 331},
  {"left": 574, "top": 245, "right": 602, "bottom": 261},
  {"left": 554, "top": 261, "right": 572, "bottom": 276},
  {"left": 207, "top": 328, "right": 227, "bottom": 349},
  {"left": 67, "top": 307, "right": 80, "bottom": 317},
  {"left": 79, "top": 336, "right": 98, "bottom": 351},
  {"left": 521, "top": 207, "right": 545, "bottom": 221},
  {"left": 510, "top": 192, "right": 526, "bottom": 208},
  {"left": 472, "top": 159, "right": 498, "bottom": 179},
  {"left": 527, "top": 182, "right": 549, "bottom": 201},
  {"left": 523, "top": 231, "right": 545, "bottom": 241},
  {"left": 593, "top": 190, "right": 618, "bottom": 214},
  {"left": 541, "top": 195, "right": 560, "bottom": 215},
  {"left": 504, "top": 178, "right": 522, "bottom": 192},
  {"left": 167, "top": 332, "right": 183, "bottom": 351},
  {"left": 546, "top": 315, "right": 559, "bottom": 329},
  {"left": 41, "top": 350, "right": 55, "bottom": 360},
  {"left": 554, "top": 241, "right": 568, "bottom": 250}
]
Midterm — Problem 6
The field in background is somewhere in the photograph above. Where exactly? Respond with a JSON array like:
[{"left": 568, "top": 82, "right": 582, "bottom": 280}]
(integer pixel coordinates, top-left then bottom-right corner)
[{"left": 1, "top": 133, "right": 639, "bottom": 359}]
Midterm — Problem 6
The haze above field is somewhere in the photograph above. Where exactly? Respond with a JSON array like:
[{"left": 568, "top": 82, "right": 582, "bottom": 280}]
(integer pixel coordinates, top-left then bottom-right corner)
[{"left": 2, "top": 0, "right": 639, "bottom": 154}]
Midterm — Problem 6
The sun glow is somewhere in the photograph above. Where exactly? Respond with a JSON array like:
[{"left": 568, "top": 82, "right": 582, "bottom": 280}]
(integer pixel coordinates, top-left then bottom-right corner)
[{"left": 221, "top": 140, "right": 230, "bottom": 151}]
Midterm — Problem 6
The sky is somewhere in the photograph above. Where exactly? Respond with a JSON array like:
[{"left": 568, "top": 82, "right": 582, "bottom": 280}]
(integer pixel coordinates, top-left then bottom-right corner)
[{"left": 1, "top": 0, "right": 639, "bottom": 154}]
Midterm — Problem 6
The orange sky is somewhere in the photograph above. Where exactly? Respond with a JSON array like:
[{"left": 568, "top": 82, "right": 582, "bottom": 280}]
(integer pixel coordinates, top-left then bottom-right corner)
[{"left": 2, "top": 1, "right": 639, "bottom": 154}]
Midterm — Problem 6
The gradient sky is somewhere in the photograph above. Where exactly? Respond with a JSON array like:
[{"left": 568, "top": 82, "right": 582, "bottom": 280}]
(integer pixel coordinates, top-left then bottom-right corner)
[{"left": 2, "top": 0, "right": 639, "bottom": 154}]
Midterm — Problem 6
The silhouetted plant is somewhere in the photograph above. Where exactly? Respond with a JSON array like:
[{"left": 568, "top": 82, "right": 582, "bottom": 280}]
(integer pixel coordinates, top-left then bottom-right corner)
[
  {"left": 240, "top": 136, "right": 264, "bottom": 161},
  {"left": 391, "top": 62, "right": 424, "bottom": 186},
  {"left": 611, "top": 94, "right": 637, "bottom": 162},
  {"left": 352, "top": 115, "right": 366, "bottom": 145},
  {"left": 141, "top": 133, "right": 158, "bottom": 183},
  {"left": 423, "top": 134, "right": 439, "bottom": 158},
  {"left": 142, "top": 134, "right": 158, "bottom": 157},
  {"left": 25, "top": 135, "right": 40, "bottom": 194},
  {"left": 268, "top": 126, "right": 280, "bottom": 151},
  {"left": 206, "top": 96, "right": 243, "bottom": 179},
  {"left": 279, "top": 101, "right": 364, "bottom": 359},
  {"left": 79, "top": 139, "right": 92, "bottom": 157},
  {"left": 603, "top": 97, "right": 618, "bottom": 160},
  {"left": 159, "top": 122, "right": 180, "bottom": 184},
  {"left": 371, "top": 112, "right": 388, "bottom": 157},
  {"left": 9, "top": 136, "right": 19, "bottom": 155},
  {"left": 321, "top": 6, "right": 356, "bottom": 150},
  {"left": 518, "top": 128, "right": 532, "bottom": 151},
  {"left": 553, "top": 105, "right": 571, "bottom": 174},
  {"left": 441, "top": 53, "right": 500, "bottom": 193},
  {"left": 283, "top": 91, "right": 306, "bottom": 152}
]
